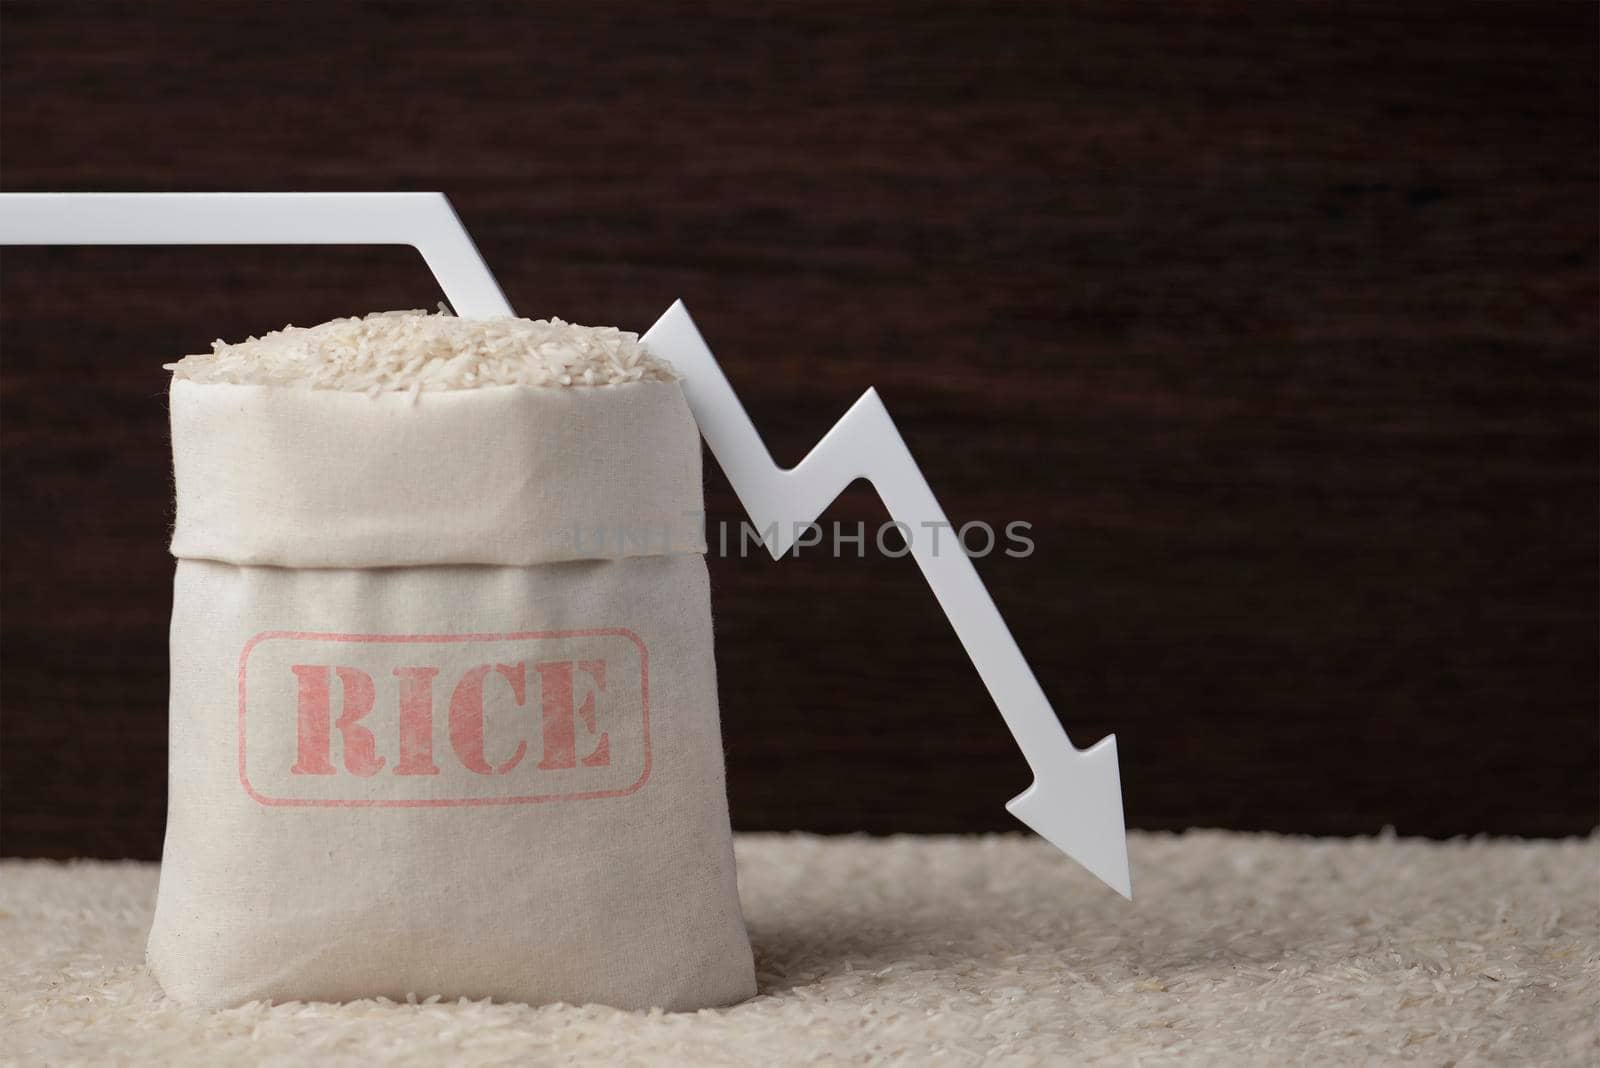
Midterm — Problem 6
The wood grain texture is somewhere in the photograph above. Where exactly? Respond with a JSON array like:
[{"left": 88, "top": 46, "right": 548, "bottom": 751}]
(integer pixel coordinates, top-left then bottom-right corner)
[{"left": 2, "top": 1, "right": 1595, "bottom": 858}]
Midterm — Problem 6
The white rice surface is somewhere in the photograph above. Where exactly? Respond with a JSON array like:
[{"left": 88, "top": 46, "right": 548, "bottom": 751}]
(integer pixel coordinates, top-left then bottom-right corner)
[
  {"left": 165, "top": 310, "right": 676, "bottom": 394},
  {"left": 3, "top": 832, "right": 1597, "bottom": 1066}
]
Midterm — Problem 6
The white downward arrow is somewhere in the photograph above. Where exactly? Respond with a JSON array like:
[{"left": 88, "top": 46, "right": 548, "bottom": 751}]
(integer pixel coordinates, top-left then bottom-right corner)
[
  {"left": 0, "top": 192, "right": 1131, "bottom": 897},
  {"left": 645, "top": 303, "right": 1131, "bottom": 898}
]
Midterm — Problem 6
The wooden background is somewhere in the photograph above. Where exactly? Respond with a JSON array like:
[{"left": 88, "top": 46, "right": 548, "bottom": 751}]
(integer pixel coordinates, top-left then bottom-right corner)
[{"left": 2, "top": 2, "right": 1595, "bottom": 859}]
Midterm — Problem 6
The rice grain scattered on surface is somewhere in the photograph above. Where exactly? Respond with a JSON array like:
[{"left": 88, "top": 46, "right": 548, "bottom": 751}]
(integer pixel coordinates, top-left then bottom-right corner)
[{"left": 4, "top": 831, "right": 1596, "bottom": 1066}]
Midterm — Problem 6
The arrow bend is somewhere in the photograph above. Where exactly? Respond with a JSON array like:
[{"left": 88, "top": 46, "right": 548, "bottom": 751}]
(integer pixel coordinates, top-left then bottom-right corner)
[{"left": 0, "top": 191, "right": 1131, "bottom": 897}]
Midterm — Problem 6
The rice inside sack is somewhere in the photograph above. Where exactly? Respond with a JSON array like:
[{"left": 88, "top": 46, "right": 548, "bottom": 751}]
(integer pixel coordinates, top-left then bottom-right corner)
[
  {"left": 168, "top": 309, "right": 677, "bottom": 393},
  {"left": 149, "top": 311, "right": 755, "bottom": 1010}
]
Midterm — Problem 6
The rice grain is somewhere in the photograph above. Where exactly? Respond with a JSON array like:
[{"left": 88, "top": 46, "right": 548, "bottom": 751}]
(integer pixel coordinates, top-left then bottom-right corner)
[{"left": 165, "top": 309, "right": 676, "bottom": 395}]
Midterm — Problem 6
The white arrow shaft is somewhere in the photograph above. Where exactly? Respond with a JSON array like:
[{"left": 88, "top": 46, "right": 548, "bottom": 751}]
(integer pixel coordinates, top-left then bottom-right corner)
[
  {"left": 855, "top": 408, "right": 1078, "bottom": 774},
  {"left": 649, "top": 305, "right": 1087, "bottom": 776},
  {"left": 0, "top": 192, "right": 514, "bottom": 320},
  {"left": 652, "top": 304, "right": 1129, "bottom": 895}
]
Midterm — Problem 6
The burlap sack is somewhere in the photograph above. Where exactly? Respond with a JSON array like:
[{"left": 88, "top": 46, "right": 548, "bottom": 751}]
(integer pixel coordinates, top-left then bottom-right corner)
[{"left": 147, "top": 376, "right": 755, "bottom": 1010}]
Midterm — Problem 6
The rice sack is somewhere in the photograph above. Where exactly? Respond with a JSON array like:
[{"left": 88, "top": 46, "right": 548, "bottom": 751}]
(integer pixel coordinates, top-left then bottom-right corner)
[{"left": 147, "top": 311, "right": 755, "bottom": 1010}]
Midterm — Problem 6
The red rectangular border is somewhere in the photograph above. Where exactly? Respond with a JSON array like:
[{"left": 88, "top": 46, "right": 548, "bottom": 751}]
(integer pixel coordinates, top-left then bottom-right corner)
[{"left": 238, "top": 629, "right": 651, "bottom": 807}]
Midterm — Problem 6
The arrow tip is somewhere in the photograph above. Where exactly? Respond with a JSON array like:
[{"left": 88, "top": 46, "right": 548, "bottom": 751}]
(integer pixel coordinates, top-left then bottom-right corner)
[{"left": 1006, "top": 733, "right": 1132, "bottom": 899}]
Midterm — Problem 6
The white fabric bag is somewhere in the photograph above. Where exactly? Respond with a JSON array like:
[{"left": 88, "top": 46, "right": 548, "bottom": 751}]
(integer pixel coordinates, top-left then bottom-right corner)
[{"left": 148, "top": 369, "right": 755, "bottom": 1010}]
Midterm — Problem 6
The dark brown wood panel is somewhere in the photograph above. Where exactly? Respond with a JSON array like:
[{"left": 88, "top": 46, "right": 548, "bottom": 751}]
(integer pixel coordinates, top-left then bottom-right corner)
[{"left": 2, "top": 1, "right": 1595, "bottom": 858}]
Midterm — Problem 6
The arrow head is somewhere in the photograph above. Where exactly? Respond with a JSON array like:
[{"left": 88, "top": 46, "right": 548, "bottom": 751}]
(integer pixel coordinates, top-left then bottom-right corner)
[{"left": 1006, "top": 734, "right": 1132, "bottom": 899}]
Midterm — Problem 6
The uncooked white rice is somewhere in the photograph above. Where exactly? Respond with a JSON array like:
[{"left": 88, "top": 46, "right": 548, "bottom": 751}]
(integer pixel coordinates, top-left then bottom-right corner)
[
  {"left": 165, "top": 309, "right": 677, "bottom": 395},
  {"left": 4, "top": 832, "right": 1598, "bottom": 1065}
]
